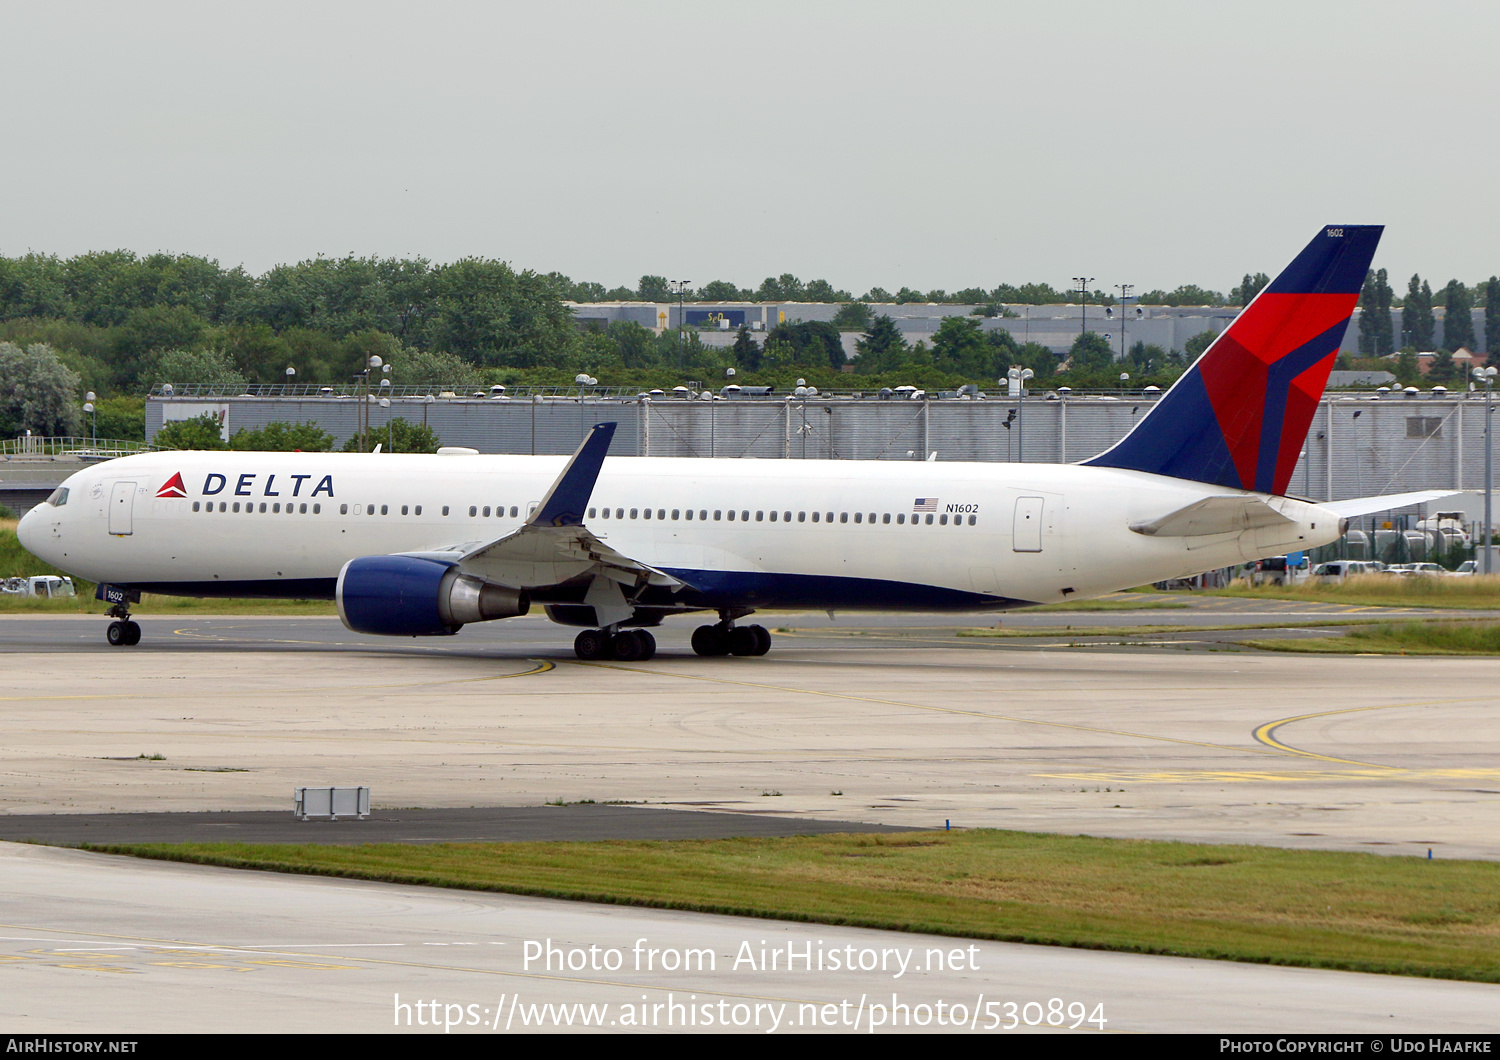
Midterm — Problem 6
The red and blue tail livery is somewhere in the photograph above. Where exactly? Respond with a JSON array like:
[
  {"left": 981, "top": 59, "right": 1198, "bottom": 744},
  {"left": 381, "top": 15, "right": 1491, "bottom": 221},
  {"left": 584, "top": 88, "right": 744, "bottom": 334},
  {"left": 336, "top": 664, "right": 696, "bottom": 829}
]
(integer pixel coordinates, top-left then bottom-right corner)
[{"left": 1085, "top": 225, "right": 1382, "bottom": 496}]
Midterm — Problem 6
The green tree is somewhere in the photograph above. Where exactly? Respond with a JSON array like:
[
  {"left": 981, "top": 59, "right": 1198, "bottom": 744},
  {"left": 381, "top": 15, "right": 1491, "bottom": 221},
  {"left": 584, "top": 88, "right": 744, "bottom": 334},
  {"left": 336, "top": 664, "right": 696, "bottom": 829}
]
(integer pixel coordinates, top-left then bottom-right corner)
[
  {"left": 1126, "top": 340, "right": 1169, "bottom": 371},
  {"left": 395, "top": 347, "right": 482, "bottom": 391},
  {"left": 1441, "top": 280, "right": 1475, "bottom": 351},
  {"left": 1484, "top": 277, "right": 1500, "bottom": 353},
  {"left": 893, "top": 287, "right": 925, "bottom": 304},
  {"left": 1232, "top": 272, "right": 1271, "bottom": 306},
  {"left": 94, "top": 395, "right": 145, "bottom": 441},
  {"left": 1427, "top": 349, "right": 1458, "bottom": 383},
  {"left": 1137, "top": 285, "right": 1225, "bottom": 307},
  {"left": 637, "top": 275, "right": 671, "bottom": 301},
  {"left": 831, "top": 302, "right": 871, "bottom": 330},
  {"left": 230, "top": 421, "right": 335, "bottom": 451},
  {"left": 764, "top": 321, "right": 844, "bottom": 371},
  {"left": 930, "top": 317, "right": 995, "bottom": 378},
  {"left": 853, "top": 315, "right": 910, "bottom": 373},
  {"left": 803, "top": 279, "right": 850, "bottom": 302},
  {"left": 341, "top": 417, "right": 440, "bottom": 454},
  {"left": 1358, "top": 268, "right": 1395, "bottom": 356},
  {"left": 1066, "top": 331, "right": 1116, "bottom": 371},
  {"left": 698, "top": 280, "right": 744, "bottom": 302},
  {"left": 144, "top": 348, "right": 247, "bottom": 390},
  {"left": 0, "top": 342, "right": 81, "bottom": 437},
  {"left": 1182, "top": 329, "right": 1220, "bottom": 361},
  {"left": 1402, "top": 275, "right": 1435, "bottom": 348},
  {"left": 862, "top": 287, "right": 893, "bottom": 303},
  {"left": 731, "top": 326, "right": 761, "bottom": 371},
  {"left": 155, "top": 412, "right": 229, "bottom": 450},
  {"left": 1009, "top": 338, "right": 1056, "bottom": 382}
]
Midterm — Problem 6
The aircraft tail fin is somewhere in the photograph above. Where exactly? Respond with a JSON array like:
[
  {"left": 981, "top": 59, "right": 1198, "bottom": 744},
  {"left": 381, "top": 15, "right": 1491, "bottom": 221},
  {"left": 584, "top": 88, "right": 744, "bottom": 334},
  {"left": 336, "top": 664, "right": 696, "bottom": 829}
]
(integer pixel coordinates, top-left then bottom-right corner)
[{"left": 1084, "top": 225, "right": 1383, "bottom": 496}]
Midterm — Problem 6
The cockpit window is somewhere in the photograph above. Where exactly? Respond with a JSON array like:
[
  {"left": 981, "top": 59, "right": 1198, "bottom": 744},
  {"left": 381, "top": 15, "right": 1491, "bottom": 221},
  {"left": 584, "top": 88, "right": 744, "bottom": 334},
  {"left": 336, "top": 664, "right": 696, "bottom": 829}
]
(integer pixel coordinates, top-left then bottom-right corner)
[{"left": 45, "top": 487, "right": 68, "bottom": 507}]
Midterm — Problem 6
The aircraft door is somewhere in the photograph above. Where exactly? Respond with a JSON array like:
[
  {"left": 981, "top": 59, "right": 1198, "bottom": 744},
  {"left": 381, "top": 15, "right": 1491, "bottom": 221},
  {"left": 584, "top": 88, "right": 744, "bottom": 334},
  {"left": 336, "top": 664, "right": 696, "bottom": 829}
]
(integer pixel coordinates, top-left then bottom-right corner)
[
  {"left": 1013, "top": 496, "right": 1044, "bottom": 552},
  {"left": 108, "top": 481, "right": 136, "bottom": 536}
]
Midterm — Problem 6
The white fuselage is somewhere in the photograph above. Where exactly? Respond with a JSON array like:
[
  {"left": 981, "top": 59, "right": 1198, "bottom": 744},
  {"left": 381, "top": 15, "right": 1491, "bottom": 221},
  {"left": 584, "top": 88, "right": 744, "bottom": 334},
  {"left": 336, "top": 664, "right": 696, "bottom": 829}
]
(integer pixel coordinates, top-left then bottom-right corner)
[{"left": 18, "top": 450, "right": 1342, "bottom": 614}]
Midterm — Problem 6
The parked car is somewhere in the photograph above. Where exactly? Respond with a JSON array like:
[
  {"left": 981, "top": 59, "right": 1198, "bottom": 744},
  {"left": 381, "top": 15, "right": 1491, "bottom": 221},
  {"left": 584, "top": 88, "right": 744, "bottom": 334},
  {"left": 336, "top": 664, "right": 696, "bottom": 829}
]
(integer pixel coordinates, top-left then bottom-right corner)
[{"left": 1311, "top": 560, "right": 1384, "bottom": 582}]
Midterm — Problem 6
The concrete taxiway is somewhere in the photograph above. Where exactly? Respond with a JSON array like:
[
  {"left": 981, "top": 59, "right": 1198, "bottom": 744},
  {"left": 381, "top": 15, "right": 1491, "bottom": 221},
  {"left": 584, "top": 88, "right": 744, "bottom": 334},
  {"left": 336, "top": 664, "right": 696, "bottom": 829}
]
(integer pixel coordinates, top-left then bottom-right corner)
[
  {"left": 3, "top": 841, "right": 1495, "bottom": 1034},
  {"left": 0, "top": 605, "right": 1497, "bottom": 857}
]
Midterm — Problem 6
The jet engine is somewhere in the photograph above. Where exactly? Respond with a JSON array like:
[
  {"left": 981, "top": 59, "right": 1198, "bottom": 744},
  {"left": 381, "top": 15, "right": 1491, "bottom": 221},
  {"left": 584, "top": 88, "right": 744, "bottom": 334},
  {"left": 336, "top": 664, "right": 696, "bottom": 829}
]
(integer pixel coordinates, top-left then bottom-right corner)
[{"left": 336, "top": 555, "right": 528, "bottom": 636}]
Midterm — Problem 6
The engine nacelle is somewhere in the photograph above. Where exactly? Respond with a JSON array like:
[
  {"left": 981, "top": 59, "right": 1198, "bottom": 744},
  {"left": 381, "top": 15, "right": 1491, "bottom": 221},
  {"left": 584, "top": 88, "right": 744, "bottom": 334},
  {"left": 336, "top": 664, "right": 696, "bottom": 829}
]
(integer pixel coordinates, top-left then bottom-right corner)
[{"left": 336, "top": 555, "right": 529, "bottom": 636}]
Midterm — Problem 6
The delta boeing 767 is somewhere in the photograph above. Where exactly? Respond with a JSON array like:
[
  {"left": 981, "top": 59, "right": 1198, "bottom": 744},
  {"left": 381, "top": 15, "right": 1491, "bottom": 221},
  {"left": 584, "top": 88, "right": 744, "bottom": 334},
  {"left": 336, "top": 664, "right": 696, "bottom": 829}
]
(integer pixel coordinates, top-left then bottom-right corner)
[{"left": 17, "top": 225, "right": 1444, "bottom": 659}]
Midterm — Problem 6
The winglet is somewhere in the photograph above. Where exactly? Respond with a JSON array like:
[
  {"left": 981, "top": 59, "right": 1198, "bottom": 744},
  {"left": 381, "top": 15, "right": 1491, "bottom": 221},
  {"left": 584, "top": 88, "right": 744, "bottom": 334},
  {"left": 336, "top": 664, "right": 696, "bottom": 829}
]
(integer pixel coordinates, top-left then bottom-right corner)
[{"left": 527, "top": 422, "right": 617, "bottom": 528}]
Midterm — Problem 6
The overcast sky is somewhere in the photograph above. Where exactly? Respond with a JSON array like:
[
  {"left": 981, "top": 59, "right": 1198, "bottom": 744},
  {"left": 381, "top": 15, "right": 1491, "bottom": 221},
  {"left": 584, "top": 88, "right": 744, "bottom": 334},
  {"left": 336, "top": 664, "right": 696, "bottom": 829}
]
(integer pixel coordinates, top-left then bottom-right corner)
[{"left": 2, "top": 1, "right": 1495, "bottom": 296}]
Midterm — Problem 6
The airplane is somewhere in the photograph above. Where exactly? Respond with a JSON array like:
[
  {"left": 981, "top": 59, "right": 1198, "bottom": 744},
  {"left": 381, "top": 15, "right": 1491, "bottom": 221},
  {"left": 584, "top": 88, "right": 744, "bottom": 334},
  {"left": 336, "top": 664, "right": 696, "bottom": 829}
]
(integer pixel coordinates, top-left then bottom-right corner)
[{"left": 16, "top": 224, "right": 1450, "bottom": 660}]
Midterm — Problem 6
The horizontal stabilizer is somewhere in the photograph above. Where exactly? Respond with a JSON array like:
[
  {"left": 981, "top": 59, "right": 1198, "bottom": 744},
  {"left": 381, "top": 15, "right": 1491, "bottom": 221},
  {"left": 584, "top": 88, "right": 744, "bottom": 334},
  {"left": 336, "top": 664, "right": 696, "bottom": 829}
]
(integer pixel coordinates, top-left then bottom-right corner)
[
  {"left": 1129, "top": 494, "right": 1295, "bottom": 537},
  {"left": 1317, "top": 490, "right": 1458, "bottom": 519}
]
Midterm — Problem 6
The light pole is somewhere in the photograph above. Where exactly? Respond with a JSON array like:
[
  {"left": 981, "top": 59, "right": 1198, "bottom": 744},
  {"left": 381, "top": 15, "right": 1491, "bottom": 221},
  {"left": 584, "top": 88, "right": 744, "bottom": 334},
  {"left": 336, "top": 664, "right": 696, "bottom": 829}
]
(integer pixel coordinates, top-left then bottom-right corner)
[
  {"left": 362, "top": 355, "right": 383, "bottom": 452},
  {"left": 284, "top": 365, "right": 295, "bottom": 395},
  {"left": 1119, "top": 371, "right": 1130, "bottom": 397},
  {"left": 83, "top": 392, "right": 96, "bottom": 444},
  {"left": 1115, "top": 284, "right": 1133, "bottom": 361},
  {"left": 379, "top": 397, "right": 392, "bottom": 452},
  {"left": 1477, "top": 365, "right": 1497, "bottom": 573},
  {"left": 670, "top": 280, "right": 691, "bottom": 373},
  {"left": 1072, "top": 276, "right": 1095, "bottom": 338},
  {"left": 1007, "top": 366, "right": 1034, "bottom": 461}
]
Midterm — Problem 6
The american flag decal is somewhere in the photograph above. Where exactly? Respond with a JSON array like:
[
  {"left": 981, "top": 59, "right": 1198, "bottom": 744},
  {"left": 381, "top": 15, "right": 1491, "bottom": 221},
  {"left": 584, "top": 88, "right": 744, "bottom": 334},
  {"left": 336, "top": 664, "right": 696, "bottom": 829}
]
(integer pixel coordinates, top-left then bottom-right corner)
[{"left": 913, "top": 498, "right": 938, "bottom": 512}]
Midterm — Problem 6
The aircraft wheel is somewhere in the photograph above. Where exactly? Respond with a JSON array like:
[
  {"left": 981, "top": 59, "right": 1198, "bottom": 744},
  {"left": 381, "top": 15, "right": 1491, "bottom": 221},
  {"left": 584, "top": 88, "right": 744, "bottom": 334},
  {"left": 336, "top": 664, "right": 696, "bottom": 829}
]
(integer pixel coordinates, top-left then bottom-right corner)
[
  {"left": 612, "top": 630, "right": 644, "bottom": 662},
  {"left": 123, "top": 621, "right": 142, "bottom": 646},
  {"left": 106, "top": 621, "right": 127, "bottom": 647},
  {"left": 691, "top": 625, "right": 728, "bottom": 656},
  {"left": 749, "top": 624, "right": 771, "bottom": 656},
  {"left": 574, "top": 629, "right": 610, "bottom": 660},
  {"left": 636, "top": 630, "right": 657, "bottom": 661},
  {"left": 727, "top": 626, "right": 760, "bottom": 656}
]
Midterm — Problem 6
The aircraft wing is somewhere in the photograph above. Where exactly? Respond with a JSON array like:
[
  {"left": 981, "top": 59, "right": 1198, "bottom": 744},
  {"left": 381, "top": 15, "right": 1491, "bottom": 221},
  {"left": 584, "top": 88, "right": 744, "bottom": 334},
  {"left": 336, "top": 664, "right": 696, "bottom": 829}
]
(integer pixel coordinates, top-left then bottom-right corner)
[
  {"left": 425, "top": 423, "right": 682, "bottom": 621},
  {"left": 1128, "top": 494, "right": 1296, "bottom": 537},
  {"left": 1315, "top": 490, "right": 1459, "bottom": 518}
]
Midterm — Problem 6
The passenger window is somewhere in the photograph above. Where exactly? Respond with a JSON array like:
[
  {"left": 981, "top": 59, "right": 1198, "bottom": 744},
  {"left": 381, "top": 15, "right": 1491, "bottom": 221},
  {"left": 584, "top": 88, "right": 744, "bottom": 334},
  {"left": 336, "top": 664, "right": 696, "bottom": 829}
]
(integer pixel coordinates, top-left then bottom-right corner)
[
  {"left": 925, "top": 514, "right": 933, "bottom": 525},
  {"left": 854, "top": 512, "right": 862, "bottom": 524},
  {"left": 273, "top": 503, "right": 281, "bottom": 513},
  {"left": 469, "top": 506, "right": 477, "bottom": 517},
  {"left": 897, "top": 513, "right": 905, "bottom": 524},
  {"left": 700, "top": 510, "right": 708, "bottom": 520},
  {"left": 812, "top": 512, "right": 819, "bottom": 523},
  {"left": 601, "top": 508, "right": 610, "bottom": 519},
  {"left": 614, "top": 508, "right": 623, "bottom": 519},
  {"left": 587, "top": 507, "right": 595, "bottom": 518},
  {"left": 415, "top": 505, "right": 423, "bottom": 515},
  {"left": 510, "top": 506, "right": 519, "bottom": 517},
  {"left": 798, "top": 512, "right": 806, "bottom": 522},
  {"left": 940, "top": 514, "right": 948, "bottom": 525},
  {"left": 882, "top": 513, "right": 890, "bottom": 524},
  {"left": 442, "top": 506, "right": 450, "bottom": 516},
  {"left": 192, "top": 501, "right": 200, "bottom": 512},
  {"left": 840, "top": 512, "right": 848, "bottom": 523},
  {"left": 368, "top": 506, "right": 376, "bottom": 516},
  {"left": 868, "top": 513, "right": 875, "bottom": 523},
  {"left": 768, "top": 511, "right": 776, "bottom": 522},
  {"left": 630, "top": 508, "right": 638, "bottom": 519},
  {"left": 340, "top": 504, "right": 348, "bottom": 515},
  {"left": 644, "top": 508, "right": 652, "bottom": 519},
  {"left": 826, "top": 512, "right": 833, "bottom": 522},
  {"left": 313, "top": 503, "right": 320, "bottom": 514},
  {"left": 484, "top": 506, "right": 492, "bottom": 517},
  {"left": 301, "top": 503, "right": 309, "bottom": 514},
  {"left": 232, "top": 502, "right": 240, "bottom": 513},
  {"left": 727, "top": 510, "right": 736, "bottom": 521},
  {"left": 714, "top": 510, "right": 722, "bottom": 520},
  {"left": 255, "top": 502, "right": 263, "bottom": 513},
  {"left": 685, "top": 509, "right": 693, "bottom": 520},
  {"left": 741, "top": 510, "right": 750, "bottom": 521},
  {"left": 671, "top": 509, "right": 679, "bottom": 520},
  {"left": 381, "top": 505, "right": 388, "bottom": 515},
  {"left": 968, "top": 514, "right": 976, "bottom": 525},
  {"left": 401, "top": 505, "right": 408, "bottom": 515},
  {"left": 657, "top": 509, "right": 665, "bottom": 519}
]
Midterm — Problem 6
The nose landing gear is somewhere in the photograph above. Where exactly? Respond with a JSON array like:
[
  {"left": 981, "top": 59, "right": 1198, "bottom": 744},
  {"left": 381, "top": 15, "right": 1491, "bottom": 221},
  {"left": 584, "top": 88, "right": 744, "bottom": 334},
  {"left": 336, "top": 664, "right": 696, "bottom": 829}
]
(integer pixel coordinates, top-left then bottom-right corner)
[{"left": 106, "top": 616, "right": 141, "bottom": 647}]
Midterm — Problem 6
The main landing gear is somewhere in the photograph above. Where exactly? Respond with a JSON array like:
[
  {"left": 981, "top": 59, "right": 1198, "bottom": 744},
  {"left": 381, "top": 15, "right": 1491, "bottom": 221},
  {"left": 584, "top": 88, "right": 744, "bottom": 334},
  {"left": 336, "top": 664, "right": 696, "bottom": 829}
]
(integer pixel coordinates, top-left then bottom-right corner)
[
  {"left": 574, "top": 628, "right": 657, "bottom": 662},
  {"left": 691, "top": 621, "right": 770, "bottom": 657}
]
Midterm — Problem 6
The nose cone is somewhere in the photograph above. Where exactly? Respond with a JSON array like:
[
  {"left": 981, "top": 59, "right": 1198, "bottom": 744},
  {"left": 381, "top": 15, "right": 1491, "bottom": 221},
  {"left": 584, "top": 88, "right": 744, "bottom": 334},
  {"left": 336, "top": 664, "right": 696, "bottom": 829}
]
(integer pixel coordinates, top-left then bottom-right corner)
[{"left": 15, "top": 505, "right": 38, "bottom": 554}]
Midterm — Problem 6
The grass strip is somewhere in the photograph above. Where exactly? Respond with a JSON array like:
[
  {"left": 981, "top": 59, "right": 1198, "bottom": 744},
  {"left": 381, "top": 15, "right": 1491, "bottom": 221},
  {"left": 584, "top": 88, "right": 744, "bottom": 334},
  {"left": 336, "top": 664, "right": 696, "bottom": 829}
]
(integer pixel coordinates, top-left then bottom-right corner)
[
  {"left": 1243, "top": 620, "right": 1500, "bottom": 656},
  {"left": 1202, "top": 574, "right": 1500, "bottom": 611},
  {"left": 956, "top": 619, "right": 1384, "bottom": 639},
  {"left": 86, "top": 829, "right": 1500, "bottom": 982}
]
